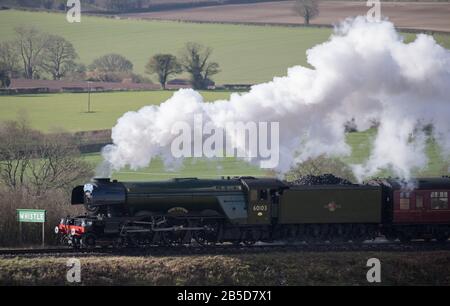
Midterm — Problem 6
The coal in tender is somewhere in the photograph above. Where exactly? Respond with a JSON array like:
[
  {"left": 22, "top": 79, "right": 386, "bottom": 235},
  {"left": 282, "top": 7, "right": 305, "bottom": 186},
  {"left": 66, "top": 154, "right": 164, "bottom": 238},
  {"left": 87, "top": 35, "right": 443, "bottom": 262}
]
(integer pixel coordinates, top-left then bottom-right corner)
[{"left": 291, "top": 174, "right": 353, "bottom": 186}]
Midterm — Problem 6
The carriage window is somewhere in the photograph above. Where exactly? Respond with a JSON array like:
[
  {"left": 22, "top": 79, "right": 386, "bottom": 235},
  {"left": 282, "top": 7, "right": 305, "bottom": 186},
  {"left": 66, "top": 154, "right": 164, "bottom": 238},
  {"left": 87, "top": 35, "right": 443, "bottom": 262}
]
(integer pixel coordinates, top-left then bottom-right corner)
[
  {"left": 259, "top": 189, "right": 268, "bottom": 201},
  {"left": 416, "top": 195, "right": 423, "bottom": 209},
  {"left": 431, "top": 192, "right": 448, "bottom": 210},
  {"left": 400, "top": 192, "right": 410, "bottom": 210}
]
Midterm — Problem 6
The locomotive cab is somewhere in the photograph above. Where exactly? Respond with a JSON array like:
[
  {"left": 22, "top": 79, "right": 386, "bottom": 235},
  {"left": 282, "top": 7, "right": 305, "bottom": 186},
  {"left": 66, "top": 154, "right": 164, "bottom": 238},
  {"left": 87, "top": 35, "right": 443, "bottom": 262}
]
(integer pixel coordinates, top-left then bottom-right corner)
[{"left": 240, "top": 178, "right": 287, "bottom": 225}]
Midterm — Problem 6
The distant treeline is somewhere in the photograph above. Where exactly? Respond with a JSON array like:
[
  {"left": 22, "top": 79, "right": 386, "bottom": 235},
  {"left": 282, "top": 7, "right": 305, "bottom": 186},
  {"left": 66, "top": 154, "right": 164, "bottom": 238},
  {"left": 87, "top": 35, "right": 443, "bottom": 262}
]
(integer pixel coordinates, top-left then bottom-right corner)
[
  {"left": 0, "top": 0, "right": 292, "bottom": 13},
  {"left": 1, "top": 25, "right": 222, "bottom": 90},
  {"left": 1, "top": 0, "right": 449, "bottom": 13}
]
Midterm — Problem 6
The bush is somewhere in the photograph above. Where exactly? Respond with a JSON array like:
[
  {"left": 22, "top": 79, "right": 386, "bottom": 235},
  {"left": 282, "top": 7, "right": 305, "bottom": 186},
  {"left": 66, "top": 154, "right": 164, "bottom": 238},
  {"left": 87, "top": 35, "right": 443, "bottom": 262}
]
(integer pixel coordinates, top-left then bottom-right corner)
[
  {"left": 286, "top": 155, "right": 356, "bottom": 183},
  {"left": 0, "top": 118, "right": 94, "bottom": 246},
  {"left": 0, "top": 187, "right": 84, "bottom": 247}
]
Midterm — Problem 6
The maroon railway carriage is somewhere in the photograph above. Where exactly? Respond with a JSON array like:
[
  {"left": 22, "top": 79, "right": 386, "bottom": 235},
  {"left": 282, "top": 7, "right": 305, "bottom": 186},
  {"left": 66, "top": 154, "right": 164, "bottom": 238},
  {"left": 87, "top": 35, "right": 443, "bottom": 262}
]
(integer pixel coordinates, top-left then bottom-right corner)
[{"left": 381, "top": 177, "right": 450, "bottom": 242}]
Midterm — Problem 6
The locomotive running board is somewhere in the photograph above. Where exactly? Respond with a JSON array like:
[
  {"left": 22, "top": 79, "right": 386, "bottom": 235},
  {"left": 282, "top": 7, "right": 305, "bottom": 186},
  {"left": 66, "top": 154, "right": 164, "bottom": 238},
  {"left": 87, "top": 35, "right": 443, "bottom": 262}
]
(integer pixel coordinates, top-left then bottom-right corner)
[{"left": 121, "top": 224, "right": 210, "bottom": 233}]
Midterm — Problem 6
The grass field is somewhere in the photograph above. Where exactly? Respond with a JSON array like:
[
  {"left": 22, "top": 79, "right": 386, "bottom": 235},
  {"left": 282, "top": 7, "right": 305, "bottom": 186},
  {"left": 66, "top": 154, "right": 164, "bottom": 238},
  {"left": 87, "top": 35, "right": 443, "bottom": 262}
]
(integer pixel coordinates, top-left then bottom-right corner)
[
  {"left": 0, "top": 90, "right": 269, "bottom": 180},
  {"left": 0, "top": 10, "right": 332, "bottom": 84},
  {"left": 1, "top": 251, "right": 449, "bottom": 285},
  {"left": 85, "top": 153, "right": 268, "bottom": 180},
  {"left": 83, "top": 132, "right": 447, "bottom": 181},
  {"left": 1, "top": 10, "right": 448, "bottom": 85},
  {"left": 0, "top": 90, "right": 231, "bottom": 132},
  {"left": 0, "top": 10, "right": 449, "bottom": 180},
  {"left": 0, "top": 91, "right": 447, "bottom": 180}
]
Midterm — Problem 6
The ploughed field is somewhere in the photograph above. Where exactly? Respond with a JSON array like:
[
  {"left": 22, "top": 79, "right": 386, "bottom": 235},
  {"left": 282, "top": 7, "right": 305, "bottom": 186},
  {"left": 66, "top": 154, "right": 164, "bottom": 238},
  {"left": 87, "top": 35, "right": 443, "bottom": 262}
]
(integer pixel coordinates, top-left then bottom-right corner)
[
  {"left": 123, "top": 1, "right": 450, "bottom": 33},
  {"left": 1, "top": 251, "right": 449, "bottom": 285}
]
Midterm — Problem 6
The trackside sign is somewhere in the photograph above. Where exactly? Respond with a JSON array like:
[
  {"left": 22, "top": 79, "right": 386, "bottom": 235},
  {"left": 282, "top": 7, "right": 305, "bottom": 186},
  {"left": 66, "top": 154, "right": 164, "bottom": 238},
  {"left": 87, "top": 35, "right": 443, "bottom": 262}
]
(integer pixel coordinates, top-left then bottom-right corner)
[{"left": 17, "top": 209, "right": 46, "bottom": 223}]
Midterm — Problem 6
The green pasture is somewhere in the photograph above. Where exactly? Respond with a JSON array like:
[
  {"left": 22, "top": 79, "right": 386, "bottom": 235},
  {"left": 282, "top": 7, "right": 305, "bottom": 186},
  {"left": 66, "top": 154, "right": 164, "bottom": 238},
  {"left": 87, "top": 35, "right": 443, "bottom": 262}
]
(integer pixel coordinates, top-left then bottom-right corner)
[
  {"left": 84, "top": 153, "right": 269, "bottom": 181},
  {"left": 0, "top": 10, "right": 332, "bottom": 84},
  {"left": 0, "top": 9, "right": 448, "bottom": 180},
  {"left": 82, "top": 129, "right": 448, "bottom": 181},
  {"left": 2, "top": 10, "right": 448, "bottom": 84},
  {"left": 0, "top": 90, "right": 231, "bottom": 132},
  {"left": 0, "top": 91, "right": 448, "bottom": 180}
]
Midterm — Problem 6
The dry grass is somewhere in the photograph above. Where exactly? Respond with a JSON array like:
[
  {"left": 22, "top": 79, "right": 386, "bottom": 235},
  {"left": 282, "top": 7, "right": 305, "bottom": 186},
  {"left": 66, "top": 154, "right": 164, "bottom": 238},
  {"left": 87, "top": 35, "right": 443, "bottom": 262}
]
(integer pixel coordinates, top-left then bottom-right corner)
[{"left": 1, "top": 251, "right": 449, "bottom": 285}]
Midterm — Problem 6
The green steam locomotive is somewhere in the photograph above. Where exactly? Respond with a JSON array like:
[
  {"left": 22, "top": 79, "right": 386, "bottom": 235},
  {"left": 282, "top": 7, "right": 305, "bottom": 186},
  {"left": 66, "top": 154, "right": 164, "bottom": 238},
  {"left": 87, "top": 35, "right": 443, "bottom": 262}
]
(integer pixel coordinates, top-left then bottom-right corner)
[{"left": 56, "top": 176, "right": 450, "bottom": 247}]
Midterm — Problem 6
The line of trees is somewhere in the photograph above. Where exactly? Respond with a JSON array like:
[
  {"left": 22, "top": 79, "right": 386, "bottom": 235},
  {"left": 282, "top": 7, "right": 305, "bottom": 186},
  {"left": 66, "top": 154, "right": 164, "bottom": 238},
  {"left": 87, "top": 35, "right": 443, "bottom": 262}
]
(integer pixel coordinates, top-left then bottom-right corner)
[
  {"left": 0, "top": 26, "right": 221, "bottom": 90},
  {"left": 3, "top": 0, "right": 150, "bottom": 11},
  {"left": 0, "top": 27, "right": 151, "bottom": 85},
  {"left": 0, "top": 26, "right": 79, "bottom": 82},
  {"left": 5, "top": 1, "right": 285, "bottom": 12},
  {"left": 0, "top": 117, "right": 93, "bottom": 193},
  {"left": 145, "top": 42, "right": 220, "bottom": 90}
]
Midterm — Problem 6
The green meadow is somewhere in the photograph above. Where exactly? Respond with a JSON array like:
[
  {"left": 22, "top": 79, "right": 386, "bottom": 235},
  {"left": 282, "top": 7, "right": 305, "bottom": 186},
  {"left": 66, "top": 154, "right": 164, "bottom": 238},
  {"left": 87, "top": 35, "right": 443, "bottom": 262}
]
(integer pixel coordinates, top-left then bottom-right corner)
[
  {"left": 0, "top": 10, "right": 332, "bottom": 84},
  {"left": 84, "top": 153, "right": 269, "bottom": 181},
  {"left": 0, "top": 10, "right": 449, "bottom": 180},
  {"left": 0, "top": 90, "right": 231, "bottom": 132},
  {"left": 0, "top": 90, "right": 448, "bottom": 180},
  {"left": 1, "top": 10, "right": 448, "bottom": 84}
]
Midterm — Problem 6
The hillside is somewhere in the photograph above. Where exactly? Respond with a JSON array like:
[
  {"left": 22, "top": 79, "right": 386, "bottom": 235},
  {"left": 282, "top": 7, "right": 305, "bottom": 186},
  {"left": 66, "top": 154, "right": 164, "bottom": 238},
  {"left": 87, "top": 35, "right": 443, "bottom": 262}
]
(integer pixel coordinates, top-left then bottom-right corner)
[{"left": 0, "top": 9, "right": 331, "bottom": 84}]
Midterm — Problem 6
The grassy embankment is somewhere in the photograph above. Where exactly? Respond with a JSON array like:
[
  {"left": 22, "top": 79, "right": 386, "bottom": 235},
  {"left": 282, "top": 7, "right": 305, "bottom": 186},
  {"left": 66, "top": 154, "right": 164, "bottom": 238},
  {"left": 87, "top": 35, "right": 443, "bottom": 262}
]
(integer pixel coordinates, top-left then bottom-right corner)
[{"left": 1, "top": 251, "right": 449, "bottom": 285}]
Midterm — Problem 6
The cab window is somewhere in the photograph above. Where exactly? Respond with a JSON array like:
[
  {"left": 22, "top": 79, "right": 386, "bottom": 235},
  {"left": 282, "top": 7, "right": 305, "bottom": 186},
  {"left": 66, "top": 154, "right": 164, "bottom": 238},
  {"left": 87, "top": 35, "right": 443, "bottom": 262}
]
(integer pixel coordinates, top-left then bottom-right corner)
[
  {"left": 431, "top": 192, "right": 448, "bottom": 210},
  {"left": 400, "top": 192, "right": 410, "bottom": 210}
]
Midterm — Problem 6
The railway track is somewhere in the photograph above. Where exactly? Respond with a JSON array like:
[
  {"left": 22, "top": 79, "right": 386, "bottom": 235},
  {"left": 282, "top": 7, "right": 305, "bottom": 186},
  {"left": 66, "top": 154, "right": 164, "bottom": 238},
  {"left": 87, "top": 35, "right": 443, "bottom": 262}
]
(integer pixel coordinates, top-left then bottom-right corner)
[{"left": 1, "top": 240, "right": 449, "bottom": 257}]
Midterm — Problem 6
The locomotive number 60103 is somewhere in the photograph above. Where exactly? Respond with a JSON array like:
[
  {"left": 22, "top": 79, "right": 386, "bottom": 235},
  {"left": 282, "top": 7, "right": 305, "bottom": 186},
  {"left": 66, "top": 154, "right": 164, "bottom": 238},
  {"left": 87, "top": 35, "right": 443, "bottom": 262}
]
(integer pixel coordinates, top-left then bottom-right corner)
[{"left": 253, "top": 204, "right": 268, "bottom": 212}]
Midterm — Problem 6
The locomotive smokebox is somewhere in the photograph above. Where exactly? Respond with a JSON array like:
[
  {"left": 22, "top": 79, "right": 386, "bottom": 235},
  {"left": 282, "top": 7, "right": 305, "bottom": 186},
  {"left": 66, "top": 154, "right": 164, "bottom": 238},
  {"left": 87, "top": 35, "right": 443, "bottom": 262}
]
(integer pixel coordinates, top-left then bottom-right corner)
[{"left": 71, "top": 178, "right": 126, "bottom": 210}]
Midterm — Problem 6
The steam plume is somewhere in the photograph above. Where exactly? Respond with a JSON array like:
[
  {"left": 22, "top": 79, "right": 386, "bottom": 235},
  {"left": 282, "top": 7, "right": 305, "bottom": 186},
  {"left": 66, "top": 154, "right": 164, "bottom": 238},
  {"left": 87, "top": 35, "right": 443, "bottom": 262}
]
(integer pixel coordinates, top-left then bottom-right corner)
[{"left": 101, "top": 17, "right": 450, "bottom": 181}]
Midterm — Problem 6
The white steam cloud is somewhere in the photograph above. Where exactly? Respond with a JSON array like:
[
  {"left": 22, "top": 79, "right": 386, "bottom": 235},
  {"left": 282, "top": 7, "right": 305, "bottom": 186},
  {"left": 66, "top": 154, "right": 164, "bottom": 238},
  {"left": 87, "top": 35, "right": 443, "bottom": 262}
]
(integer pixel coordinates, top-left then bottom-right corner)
[{"left": 101, "top": 17, "right": 450, "bottom": 181}]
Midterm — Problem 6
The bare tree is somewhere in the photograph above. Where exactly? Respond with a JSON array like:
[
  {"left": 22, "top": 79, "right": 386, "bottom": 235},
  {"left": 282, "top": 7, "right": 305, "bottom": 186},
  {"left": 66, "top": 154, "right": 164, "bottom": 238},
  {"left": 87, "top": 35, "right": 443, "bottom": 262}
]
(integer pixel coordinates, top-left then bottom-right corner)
[
  {"left": 41, "top": 35, "right": 78, "bottom": 80},
  {"left": 0, "top": 117, "right": 37, "bottom": 189},
  {"left": 180, "top": 42, "right": 220, "bottom": 90},
  {"left": 28, "top": 133, "right": 93, "bottom": 193},
  {"left": 0, "top": 41, "right": 20, "bottom": 78},
  {"left": 0, "top": 118, "right": 93, "bottom": 193},
  {"left": 293, "top": 0, "right": 319, "bottom": 25},
  {"left": 145, "top": 54, "right": 182, "bottom": 89},
  {"left": 14, "top": 26, "right": 49, "bottom": 79},
  {"left": 0, "top": 70, "right": 11, "bottom": 88}
]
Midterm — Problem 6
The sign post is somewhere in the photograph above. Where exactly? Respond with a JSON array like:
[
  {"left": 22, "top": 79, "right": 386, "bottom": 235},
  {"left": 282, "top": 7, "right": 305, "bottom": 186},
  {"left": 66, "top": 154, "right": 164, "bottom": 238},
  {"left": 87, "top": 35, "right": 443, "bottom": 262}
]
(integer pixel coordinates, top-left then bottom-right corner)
[{"left": 17, "top": 209, "right": 46, "bottom": 247}]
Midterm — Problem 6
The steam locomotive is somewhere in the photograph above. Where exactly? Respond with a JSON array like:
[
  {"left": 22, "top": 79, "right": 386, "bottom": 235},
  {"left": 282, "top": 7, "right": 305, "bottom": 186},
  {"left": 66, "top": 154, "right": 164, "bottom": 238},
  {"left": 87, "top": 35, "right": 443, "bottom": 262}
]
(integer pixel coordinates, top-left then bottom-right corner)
[{"left": 55, "top": 176, "right": 450, "bottom": 248}]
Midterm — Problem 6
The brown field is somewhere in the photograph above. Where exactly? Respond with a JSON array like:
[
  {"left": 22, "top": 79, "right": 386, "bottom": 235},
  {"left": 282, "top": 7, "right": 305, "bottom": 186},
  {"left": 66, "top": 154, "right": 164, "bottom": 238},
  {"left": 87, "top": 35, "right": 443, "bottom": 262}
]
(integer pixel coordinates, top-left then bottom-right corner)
[{"left": 120, "top": 1, "right": 450, "bottom": 32}]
